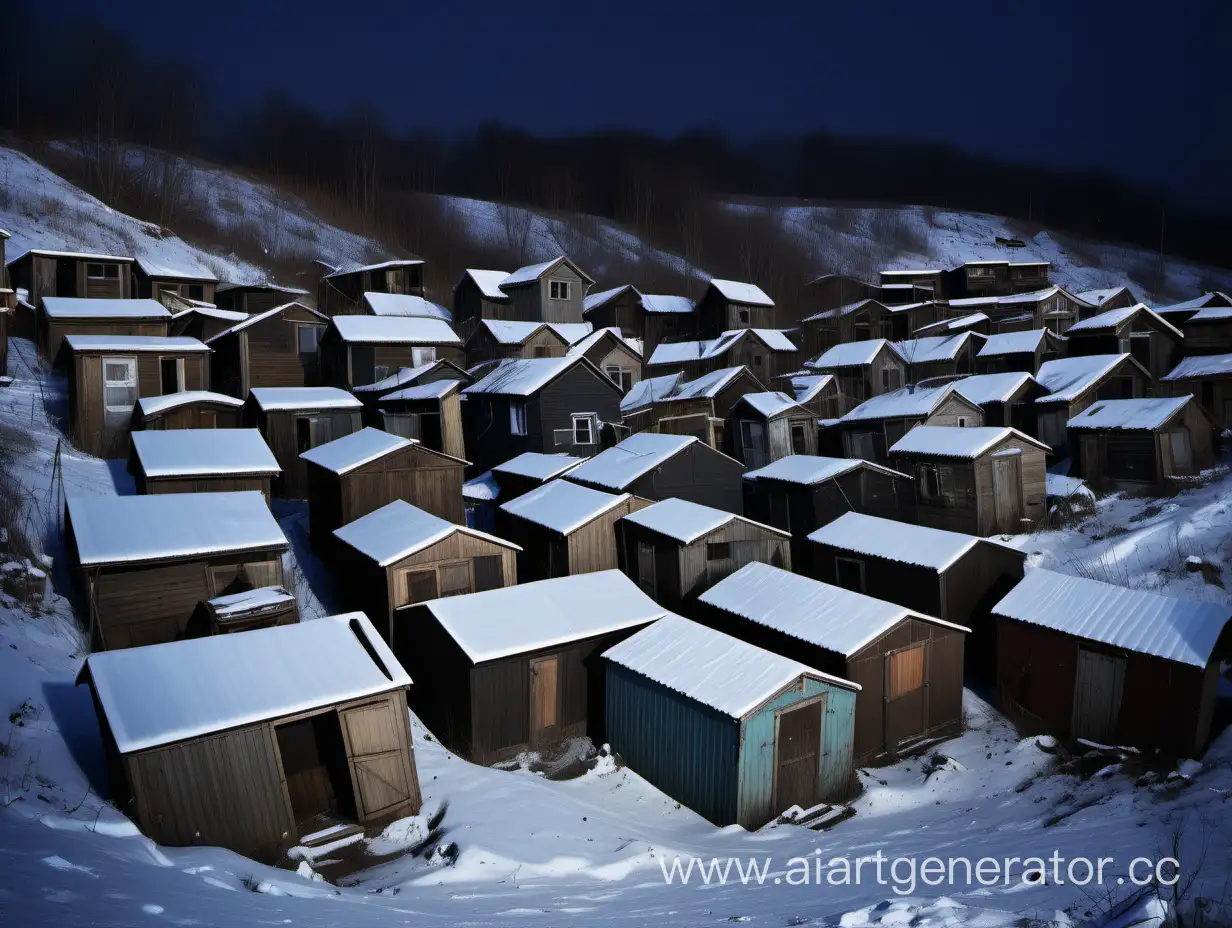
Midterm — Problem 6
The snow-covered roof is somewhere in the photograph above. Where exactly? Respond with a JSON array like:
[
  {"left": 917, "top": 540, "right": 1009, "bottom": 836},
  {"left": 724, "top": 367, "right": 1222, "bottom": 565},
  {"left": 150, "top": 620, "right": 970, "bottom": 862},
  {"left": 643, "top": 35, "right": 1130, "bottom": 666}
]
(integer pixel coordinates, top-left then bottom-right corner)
[
  {"left": 894, "top": 333, "right": 978, "bottom": 364},
  {"left": 881, "top": 267, "right": 943, "bottom": 276},
  {"left": 1045, "top": 473, "right": 1092, "bottom": 499},
  {"left": 1189, "top": 306, "right": 1232, "bottom": 323},
  {"left": 787, "top": 373, "right": 835, "bottom": 405},
  {"left": 136, "top": 390, "right": 243, "bottom": 418},
  {"left": 671, "top": 366, "right": 747, "bottom": 401},
  {"left": 604, "top": 614, "right": 855, "bottom": 718},
  {"left": 953, "top": 372, "right": 1037, "bottom": 405},
  {"left": 335, "top": 499, "right": 517, "bottom": 567},
  {"left": 463, "top": 470, "right": 501, "bottom": 502},
  {"left": 329, "top": 315, "right": 460, "bottom": 345},
  {"left": 464, "top": 269, "right": 511, "bottom": 301},
  {"left": 976, "top": 329, "right": 1049, "bottom": 357},
  {"left": 700, "top": 562, "right": 967, "bottom": 658},
  {"left": 914, "top": 312, "right": 989, "bottom": 335},
  {"left": 351, "top": 362, "right": 457, "bottom": 395},
  {"left": 324, "top": 258, "right": 423, "bottom": 279},
  {"left": 548, "top": 322, "right": 593, "bottom": 344},
  {"left": 499, "top": 256, "right": 593, "bottom": 289},
  {"left": 564, "top": 433, "right": 698, "bottom": 491},
  {"left": 214, "top": 281, "right": 308, "bottom": 296},
  {"left": 808, "top": 339, "right": 901, "bottom": 370},
  {"left": 12, "top": 248, "right": 133, "bottom": 263},
  {"left": 889, "top": 425, "right": 1048, "bottom": 458},
  {"left": 1065, "top": 304, "right": 1181, "bottom": 339},
  {"left": 133, "top": 258, "right": 218, "bottom": 282},
  {"left": 206, "top": 586, "right": 295, "bottom": 619},
  {"left": 661, "top": 329, "right": 797, "bottom": 365},
  {"left": 640, "top": 293, "right": 695, "bottom": 314},
  {"left": 249, "top": 387, "right": 361, "bottom": 412},
  {"left": 567, "top": 326, "right": 641, "bottom": 359},
  {"left": 463, "top": 355, "right": 602, "bottom": 397},
  {"left": 204, "top": 302, "right": 324, "bottom": 342},
  {"left": 42, "top": 297, "right": 171, "bottom": 320},
  {"left": 66, "top": 491, "right": 286, "bottom": 566},
  {"left": 492, "top": 452, "right": 585, "bottom": 481},
  {"left": 1162, "top": 353, "right": 1232, "bottom": 381},
  {"left": 745, "top": 454, "right": 907, "bottom": 485},
  {"left": 1076, "top": 286, "right": 1135, "bottom": 306},
  {"left": 1036, "top": 354, "right": 1132, "bottom": 404},
  {"left": 172, "top": 306, "right": 247, "bottom": 324},
  {"left": 622, "top": 497, "right": 787, "bottom": 545},
  {"left": 648, "top": 340, "right": 708, "bottom": 365},
  {"left": 708, "top": 278, "right": 774, "bottom": 307},
  {"left": 421, "top": 570, "right": 668, "bottom": 663},
  {"left": 583, "top": 285, "right": 635, "bottom": 313},
  {"left": 477, "top": 319, "right": 566, "bottom": 346},
  {"left": 840, "top": 383, "right": 958, "bottom": 423},
  {"left": 621, "top": 372, "right": 683, "bottom": 412},
  {"left": 1067, "top": 395, "right": 1192, "bottom": 431},
  {"left": 499, "top": 479, "right": 630, "bottom": 535},
  {"left": 361, "top": 292, "right": 452, "bottom": 321},
  {"left": 84, "top": 613, "right": 409, "bottom": 754},
  {"left": 299, "top": 427, "right": 417, "bottom": 474},
  {"left": 993, "top": 568, "right": 1229, "bottom": 668},
  {"left": 808, "top": 512, "right": 1017, "bottom": 571},
  {"left": 1153, "top": 292, "right": 1231, "bottom": 315},
  {"left": 737, "top": 391, "right": 810, "bottom": 419},
  {"left": 379, "top": 379, "right": 461, "bottom": 403},
  {"left": 130, "top": 429, "right": 280, "bottom": 478},
  {"left": 63, "top": 334, "right": 209, "bottom": 353}
]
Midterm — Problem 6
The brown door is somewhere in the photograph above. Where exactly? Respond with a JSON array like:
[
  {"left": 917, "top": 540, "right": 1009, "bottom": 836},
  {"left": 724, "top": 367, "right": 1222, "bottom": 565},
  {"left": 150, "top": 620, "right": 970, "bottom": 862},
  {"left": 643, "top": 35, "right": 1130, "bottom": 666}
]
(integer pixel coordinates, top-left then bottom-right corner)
[
  {"left": 990, "top": 453, "right": 1022, "bottom": 533},
  {"left": 529, "top": 655, "right": 561, "bottom": 750},
  {"left": 636, "top": 542, "right": 656, "bottom": 596},
  {"left": 885, "top": 643, "right": 928, "bottom": 751},
  {"left": 774, "top": 698, "right": 823, "bottom": 812},
  {"left": 340, "top": 700, "right": 420, "bottom": 821},
  {"left": 1071, "top": 648, "right": 1125, "bottom": 744}
]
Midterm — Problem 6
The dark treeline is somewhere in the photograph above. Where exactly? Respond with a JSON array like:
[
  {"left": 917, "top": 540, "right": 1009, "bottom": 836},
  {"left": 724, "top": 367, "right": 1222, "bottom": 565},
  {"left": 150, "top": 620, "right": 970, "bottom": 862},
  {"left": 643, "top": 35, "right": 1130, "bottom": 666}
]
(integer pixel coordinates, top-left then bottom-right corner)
[{"left": 1, "top": 2, "right": 1228, "bottom": 275}]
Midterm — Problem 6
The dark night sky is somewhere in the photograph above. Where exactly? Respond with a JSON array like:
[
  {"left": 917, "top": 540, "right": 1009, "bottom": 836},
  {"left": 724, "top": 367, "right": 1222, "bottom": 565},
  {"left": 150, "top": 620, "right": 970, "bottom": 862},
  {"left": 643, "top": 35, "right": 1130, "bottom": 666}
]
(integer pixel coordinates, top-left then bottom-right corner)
[{"left": 52, "top": 0, "right": 1232, "bottom": 204}]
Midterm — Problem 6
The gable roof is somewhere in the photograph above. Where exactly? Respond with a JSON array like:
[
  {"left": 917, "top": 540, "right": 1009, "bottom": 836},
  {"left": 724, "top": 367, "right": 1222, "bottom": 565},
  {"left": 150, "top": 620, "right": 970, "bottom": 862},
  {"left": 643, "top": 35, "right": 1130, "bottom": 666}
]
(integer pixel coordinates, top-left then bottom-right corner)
[
  {"left": 894, "top": 332, "right": 981, "bottom": 364},
  {"left": 361, "top": 292, "right": 452, "bottom": 321},
  {"left": 736, "top": 391, "right": 811, "bottom": 419},
  {"left": 379, "top": 378, "right": 462, "bottom": 403},
  {"left": 214, "top": 281, "right": 308, "bottom": 296},
  {"left": 603, "top": 614, "right": 856, "bottom": 719},
  {"left": 42, "top": 297, "right": 170, "bottom": 320},
  {"left": 130, "top": 429, "right": 280, "bottom": 478},
  {"left": 136, "top": 390, "right": 244, "bottom": 418},
  {"left": 621, "top": 372, "right": 684, "bottom": 413},
  {"left": 889, "top": 425, "right": 1049, "bottom": 458},
  {"left": 807, "top": 339, "right": 903, "bottom": 370},
  {"left": 976, "top": 329, "right": 1051, "bottom": 357},
  {"left": 953, "top": 372, "right": 1039, "bottom": 405},
  {"left": 351, "top": 359, "right": 469, "bottom": 396},
  {"left": 10, "top": 248, "right": 133, "bottom": 263},
  {"left": 463, "top": 355, "right": 616, "bottom": 397},
  {"left": 639, "top": 293, "right": 695, "bottom": 314},
  {"left": 567, "top": 326, "right": 642, "bottom": 359},
  {"left": 300, "top": 427, "right": 425, "bottom": 474},
  {"left": 1065, "top": 303, "right": 1182, "bottom": 339},
  {"left": 1035, "top": 354, "right": 1138, "bottom": 404},
  {"left": 462, "top": 269, "right": 511, "bottom": 301},
  {"left": 473, "top": 319, "right": 570, "bottom": 347},
  {"left": 583, "top": 284, "right": 637, "bottom": 313},
  {"left": 420, "top": 570, "right": 668, "bottom": 663},
  {"left": 1162, "top": 353, "right": 1232, "bottom": 381},
  {"left": 993, "top": 568, "right": 1229, "bottom": 667},
  {"left": 647, "top": 329, "right": 796, "bottom": 367},
  {"left": 171, "top": 306, "right": 248, "bottom": 324},
  {"left": 1153, "top": 292, "right": 1232, "bottom": 315},
  {"left": 622, "top": 497, "right": 788, "bottom": 545},
  {"left": 744, "top": 454, "right": 907, "bottom": 485},
  {"left": 248, "top": 387, "right": 361, "bottom": 412},
  {"left": 840, "top": 383, "right": 962, "bottom": 424},
  {"left": 808, "top": 511, "right": 1020, "bottom": 571},
  {"left": 564, "top": 433, "right": 700, "bottom": 491},
  {"left": 63, "top": 334, "right": 209, "bottom": 354},
  {"left": 708, "top": 279, "right": 774, "bottom": 307},
  {"left": 671, "top": 366, "right": 750, "bottom": 401},
  {"left": 786, "top": 373, "right": 836, "bottom": 405},
  {"left": 334, "top": 499, "right": 517, "bottom": 567},
  {"left": 499, "top": 479, "right": 630, "bottom": 535},
  {"left": 499, "top": 255, "right": 594, "bottom": 289},
  {"left": 66, "top": 491, "right": 287, "bottom": 567},
  {"left": 329, "top": 315, "right": 461, "bottom": 345},
  {"left": 1077, "top": 286, "right": 1137, "bottom": 307},
  {"left": 133, "top": 258, "right": 218, "bottom": 282},
  {"left": 913, "top": 312, "right": 989, "bottom": 336},
  {"left": 205, "top": 301, "right": 326, "bottom": 343},
  {"left": 83, "top": 613, "right": 409, "bottom": 754},
  {"left": 1188, "top": 306, "right": 1232, "bottom": 323},
  {"left": 492, "top": 452, "right": 585, "bottom": 481},
  {"left": 323, "top": 258, "right": 423, "bottom": 279},
  {"left": 699, "top": 562, "right": 967, "bottom": 658},
  {"left": 1066, "top": 395, "right": 1192, "bottom": 431}
]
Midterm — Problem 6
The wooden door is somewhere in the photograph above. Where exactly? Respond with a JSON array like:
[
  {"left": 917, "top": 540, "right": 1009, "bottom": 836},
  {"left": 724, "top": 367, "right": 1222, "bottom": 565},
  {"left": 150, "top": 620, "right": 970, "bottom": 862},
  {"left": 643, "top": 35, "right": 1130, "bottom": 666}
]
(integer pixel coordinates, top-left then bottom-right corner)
[
  {"left": 1167, "top": 430, "right": 1193, "bottom": 475},
  {"left": 774, "top": 698, "right": 823, "bottom": 812},
  {"left": 885, "top": 643, "right": 928, "bottom": 750},
  {"left": 340, "top": 700, "right": 420, "bottom": 821},
  {"left": 990, "top": 453, "right": 1022, "bottom": 533},
  {"left": 1071, "top": 648, "right": 1125, "bottom": 744},
  {"left": 529, "top": 655, "right": 561, "bottom": 750},
  {"left": 636, "top": 541, "right": 656, "bottom": 596}
]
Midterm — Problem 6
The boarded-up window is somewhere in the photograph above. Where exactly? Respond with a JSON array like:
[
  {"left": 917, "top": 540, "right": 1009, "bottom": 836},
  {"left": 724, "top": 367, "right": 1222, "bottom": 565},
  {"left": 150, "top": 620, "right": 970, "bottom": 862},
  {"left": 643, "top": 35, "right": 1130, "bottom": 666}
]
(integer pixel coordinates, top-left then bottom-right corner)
[
  {"left": 889, "top": 646, "right": 925, "bottom": 699},
  {"left": 473, "top": 555, "right": 504, "bottom": 591},
  {"left": 439, "top": 563, "right": 471, "bottom": 597},
  {"left": 401, "top": 569, "right": 438, "bottom": 605}
]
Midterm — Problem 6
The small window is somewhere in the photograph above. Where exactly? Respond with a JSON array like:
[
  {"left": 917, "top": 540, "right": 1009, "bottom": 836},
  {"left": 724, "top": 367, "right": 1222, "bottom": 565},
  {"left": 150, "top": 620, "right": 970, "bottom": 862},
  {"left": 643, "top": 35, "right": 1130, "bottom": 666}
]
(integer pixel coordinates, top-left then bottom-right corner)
[
  {"left": 706, "top": 541, "right": 731, "bottom": 561},
  {"left": 956, "top": 416, "right": 969, "bottom": 428},
  {"left": 738, "top": 309, "right": 750, "bottom": 325},
  {"left": 372, "top": 365, "right": 390, "bottom": 382},
  {"left": 605, "top": 365, "right": 633, "bottom": 393},
  {"left": 186, "top": 284, "right": 204, "bottom": 301},
  {"left": 297, "top": 325, "right": 323, "bottom": 357},
  {"left": 918, "top": 463, "right": 941, "bottom": 501},
  {"left": 411, "top": 347, "right": 437, "bottom": 366},
  {"left": 86, "top": 262, "right": 120, "bottom": 279},
  {"left": 834, "top": 557, "right": 866, "bottom": 593},
  {"left": 102, "top": 357, "right": 138, "bottom": 411},
  {"left": 549, "top": 280, "right": 571, "bottom": 301},
  {"left": 790, "top": 421, "right": 808, "bottom": 454},
  {"left": 740, "top": 419, "right": 767, "bottom": 452},
  {"left": 881, "top": 368, "right": 891, "bottom": 389},
  {"left": 509, "top": 400, "right": 527, "bottom": 436},
  {"left": 752, "top": 354, "right": 763, "bottom": 367},
  {"left": 533, "top": 346, "right": 554, "bottom": 358},
  {"left": 572, "top": 413, "right": 597, "bottom": 446}
]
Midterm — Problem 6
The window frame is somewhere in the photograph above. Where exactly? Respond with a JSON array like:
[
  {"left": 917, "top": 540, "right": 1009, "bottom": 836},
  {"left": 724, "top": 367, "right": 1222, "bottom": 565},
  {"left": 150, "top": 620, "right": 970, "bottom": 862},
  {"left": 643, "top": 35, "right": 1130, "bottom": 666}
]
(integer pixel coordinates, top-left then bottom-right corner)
[
  {"left": 548, "top": 279, "right": 571, "bottom": 301},
  {"left": 918, "top": 462, "right": 941, "bottom": 501},
  {"left": 509, "top": 399, "right": 528, "bottom": 436},
  {"left": 571, "top": 412, "right": 598, "bottom": 446},
  {"left": 296, "top": 324, "right": 324, "bottom": 357},
  {"left": 789, "top": 420, "right": 808, "bottom": 454},
  {"left": 102, "top": 356, "right": 139, "bottom": 412},
  {"left": 605, "top": 364, "right": 633, "bottom": 394},
  {"left": 706, "top": 541, "right": 732, "bottom": 561},
  {"left": 87, "top": 262, "right": 120, "bottom": 280},
  {"left": 834, "top": 556, "right": 866, "bottom": 593}
]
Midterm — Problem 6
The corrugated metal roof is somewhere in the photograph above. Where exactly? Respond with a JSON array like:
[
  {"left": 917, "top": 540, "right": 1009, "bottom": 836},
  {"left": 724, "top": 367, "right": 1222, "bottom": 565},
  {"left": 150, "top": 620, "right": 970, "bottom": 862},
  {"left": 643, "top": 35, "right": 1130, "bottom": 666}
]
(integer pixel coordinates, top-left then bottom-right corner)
[{"left": 808, "top": 512, "right": 1018, "bottom": 571}]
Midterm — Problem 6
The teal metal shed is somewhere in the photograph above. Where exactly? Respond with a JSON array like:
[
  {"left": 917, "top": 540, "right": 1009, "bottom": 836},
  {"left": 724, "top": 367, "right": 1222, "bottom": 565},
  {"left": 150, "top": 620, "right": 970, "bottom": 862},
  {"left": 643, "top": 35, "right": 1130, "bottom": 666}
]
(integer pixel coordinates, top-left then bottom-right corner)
[{"left": 603, "top": 614, "right": 860, "bottom": 829}]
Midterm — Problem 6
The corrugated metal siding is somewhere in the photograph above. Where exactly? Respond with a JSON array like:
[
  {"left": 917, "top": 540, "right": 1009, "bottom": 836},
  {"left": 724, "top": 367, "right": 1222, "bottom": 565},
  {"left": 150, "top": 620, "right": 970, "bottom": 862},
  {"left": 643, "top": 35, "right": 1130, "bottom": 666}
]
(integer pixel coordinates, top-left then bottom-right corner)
[
  {"left": 737, "top": 677, "right": 856, "bottom": 827},
  {"left": 605, "top": 663, "right": 740, "bottom": 826}
]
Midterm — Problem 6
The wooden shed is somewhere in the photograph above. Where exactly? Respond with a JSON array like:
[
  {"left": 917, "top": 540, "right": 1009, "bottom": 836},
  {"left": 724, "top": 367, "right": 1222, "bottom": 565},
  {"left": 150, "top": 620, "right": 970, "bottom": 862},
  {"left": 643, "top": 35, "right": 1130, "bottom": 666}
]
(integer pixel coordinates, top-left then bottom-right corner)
[
  {"left": 581, "top": 285, "right": 643, "bottom": 339},
  {"left": 495, "top": 256, "right": 594, "bottom": 324},
  {"left": 1076, "top": 286, "right": 1139, "bottom": 315},
  {"left": 806, "top": 339, "right": 908, "bottom": 415},
  {"left": 650, "top": 366, "right": 768, "bottom": 450},
  {"left": 40, "top": 297, "right": 171, "bottom": 362},
  {"left": 1180, "top": 305, "right": 1232, "bottom": 356},
  {"left": 1067, "top": 395, "right": 1217, "bottom": 485},
  {"left": 460, "top": 355, "right": 624, "bottom": 472},
  {"left": 783, "top": 372, "right": 842, "bottom": 419},
  {"left": 1162, "top": 353, "right": 1232, "bottom": 429},
  {"left": 490, "top": 451, "right": 586, "bottom": 500},
  {"left": 695, "top": 278, "right": 776, "bottom": 336},
  {"left": 78, "top": 613, "right": 421, "bottom": 858},
  {"left": 6, "top": 248, "right": 135, "bottom": 304},
  {"left": 975, "top": 329, "right": 1066, "bottom": 375},
  {"left": 994, "top": 568, "right": 1230, "bottom": 756},
  {"left": 376, "top": 378, "right": 467, "bottom": 460},
  {"left": 836, "top": 383, "right": 985, "bottom": 465},
  {"left": 1065, "top": 304, "right": 1184, "bottom": 381},
  {"left": 64, "top": 334, "right": 212, "bottom": 458},
  {"left": 301, "top": 426, "right": 468, "bottom": 554},
  {"left": 452, "top": 268, "right": 513, "bottom": 336},
  {"left": 1033, "top": 354, "right": 1152, "bottom": 456},
  {"left": 214, "top": 282, "right": 310, "bottom": 316},
  {"left": 636, "top": 293, "right": 696, "bottom": 366},
  {"left": 645, "top": 328, "right": 799, "bottom": 384},
  {"left": 64, "top": 490, "right": 289, "bottom": 651},
  {"left": 894, "top": 332, "right": 984, "bottom": 381},
  {"left": 319, "top": 315, "right": 464, "bottom": 391},
  {"left": 742, "top": 455, "right": 913, "bottom": 573},
  {"left": 243, "top": 387, "right": 364, "bottom": 499},
  {"left": 888, "top": 425, "right": 1049, "bottom": 536},
  {"left": 463, "top": 319, "right": 575, "bottom": 365},
  {"left": 567, "top": 326, "right": 643, "bottom": 394},
  {"left": 1153, "top": 291, "right": 1232, "bottom": 327},
  {"left": 206, "top": 302, "right": 329, "bottom": 397},
  {"left": 333, "top": 499, "right": 519, "bottom": 638},
  {"left": 617, "top": 497, "right": 790, "bottom": 610},
  {"left": 396, "top": 570, "right": 667, "bottom": 764},
  {"left": 133, "top": 258, "right": 218, "bottom": 307},
  {"left": 603, "top": 614, "right": 860, "bottom": 828},
  {"left": 360, "top": 292, "right": 453, "bottom": 322},
  {"left": 318, "top": 259, "right": 426, "bottom": 316},
  {"left": 565, "top": 432, "right": 746, "bottom": 514},
  {"left": 697, "top": 562, "right": 969, "bottom": 762},
  {"left": 128, "top": 428, "right": 281, "bottom": 499},
  {"left": 186, "top": 585, "right": 300, "bottom": 637},
  {"left": 170, "top": 306, "right": 249, "bottom": 342},
  {"left": 952, "top": 372, "right": 1047, "bottom": 429},
  {"left": 807, "top": 511, "right": 1026, "bottom": 672},
  {"left": 496, "top": 478, "right": 647, "bottom": 581},
  {"left": 729, "top": 391, "right": 818, "bottom": 467},
  {"left": 133, "top": 391, "right": 244, "bottom": 432}
]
